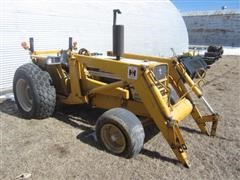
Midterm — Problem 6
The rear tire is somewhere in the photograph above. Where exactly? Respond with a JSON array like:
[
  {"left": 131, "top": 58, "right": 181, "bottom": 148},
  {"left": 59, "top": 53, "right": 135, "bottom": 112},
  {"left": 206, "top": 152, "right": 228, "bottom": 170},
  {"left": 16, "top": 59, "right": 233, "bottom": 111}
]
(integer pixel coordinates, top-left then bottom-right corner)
[
  {"left": 96, "top": 108, "right": 145, "bottom": 158},
  {"left": 13, "top": 63, "right": 56, "bottom": 119}
]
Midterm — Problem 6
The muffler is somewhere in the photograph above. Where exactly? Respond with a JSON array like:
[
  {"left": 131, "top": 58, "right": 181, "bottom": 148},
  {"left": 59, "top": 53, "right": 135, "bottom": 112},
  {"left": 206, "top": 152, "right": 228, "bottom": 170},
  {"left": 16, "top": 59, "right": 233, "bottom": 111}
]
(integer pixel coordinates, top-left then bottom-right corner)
[{"left": 112, "top": 9, "right": 124, "bottom": 60}]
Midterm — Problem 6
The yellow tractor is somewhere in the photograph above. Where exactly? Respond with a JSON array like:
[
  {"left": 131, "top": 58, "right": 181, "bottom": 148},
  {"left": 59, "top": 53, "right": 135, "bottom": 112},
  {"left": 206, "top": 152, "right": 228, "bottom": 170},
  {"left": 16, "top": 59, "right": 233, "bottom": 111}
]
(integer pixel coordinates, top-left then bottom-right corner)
[{"left": 14, "top": 10, "right": 219, "bottom": 167}]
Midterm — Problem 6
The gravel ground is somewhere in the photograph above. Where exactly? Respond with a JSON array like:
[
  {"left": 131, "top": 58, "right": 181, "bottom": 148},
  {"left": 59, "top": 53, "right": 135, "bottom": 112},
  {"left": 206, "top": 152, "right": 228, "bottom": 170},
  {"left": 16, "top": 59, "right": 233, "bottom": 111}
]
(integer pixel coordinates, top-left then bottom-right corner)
[{"left": 0, "top": 56, "right": 239, "bottom": 180}]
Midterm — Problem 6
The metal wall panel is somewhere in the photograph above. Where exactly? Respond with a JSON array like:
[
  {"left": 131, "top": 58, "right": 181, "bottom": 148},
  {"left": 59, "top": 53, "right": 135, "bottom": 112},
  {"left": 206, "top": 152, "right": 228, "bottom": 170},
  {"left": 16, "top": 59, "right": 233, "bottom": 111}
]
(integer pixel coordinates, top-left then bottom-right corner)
[{"left": 0, "top": 0, "right": 188, "bottom": 92}]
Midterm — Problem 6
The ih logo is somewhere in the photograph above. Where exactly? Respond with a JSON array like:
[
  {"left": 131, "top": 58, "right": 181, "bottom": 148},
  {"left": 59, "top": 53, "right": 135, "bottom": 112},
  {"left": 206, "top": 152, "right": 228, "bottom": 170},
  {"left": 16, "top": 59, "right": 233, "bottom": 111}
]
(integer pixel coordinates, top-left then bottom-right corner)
[{"left": 128, "top": 66, "right": 138, "bottom": 80}]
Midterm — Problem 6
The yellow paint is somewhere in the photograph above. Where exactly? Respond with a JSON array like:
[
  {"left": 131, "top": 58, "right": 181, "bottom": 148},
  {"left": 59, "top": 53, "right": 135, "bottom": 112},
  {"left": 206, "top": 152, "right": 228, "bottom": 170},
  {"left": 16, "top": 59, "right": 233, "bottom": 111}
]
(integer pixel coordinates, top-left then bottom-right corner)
[{"left": 29, "top": 49, "right": 219, "bottom": 167}]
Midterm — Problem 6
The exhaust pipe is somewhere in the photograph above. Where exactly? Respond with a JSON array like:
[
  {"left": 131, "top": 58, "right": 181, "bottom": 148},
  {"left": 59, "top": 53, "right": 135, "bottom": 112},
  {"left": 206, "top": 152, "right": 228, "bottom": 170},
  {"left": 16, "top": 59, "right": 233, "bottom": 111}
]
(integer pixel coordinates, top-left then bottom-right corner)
[
  {"left": 113, "top": 9, "right": 124, "bottom": 60},
  {"left": 29, "top": 37, "right": 34, "bottom": 52},
  {"left": 69, "top": 37, "right": 73, "bottom": 50}
]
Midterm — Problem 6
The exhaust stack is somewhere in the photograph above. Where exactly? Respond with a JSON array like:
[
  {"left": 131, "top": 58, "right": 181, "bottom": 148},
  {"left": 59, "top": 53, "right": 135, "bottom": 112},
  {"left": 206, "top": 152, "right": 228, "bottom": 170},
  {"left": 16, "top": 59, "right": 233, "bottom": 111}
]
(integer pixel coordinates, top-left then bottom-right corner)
[{"left": 112, "top": 9, "right": 124, "bottom": 60}]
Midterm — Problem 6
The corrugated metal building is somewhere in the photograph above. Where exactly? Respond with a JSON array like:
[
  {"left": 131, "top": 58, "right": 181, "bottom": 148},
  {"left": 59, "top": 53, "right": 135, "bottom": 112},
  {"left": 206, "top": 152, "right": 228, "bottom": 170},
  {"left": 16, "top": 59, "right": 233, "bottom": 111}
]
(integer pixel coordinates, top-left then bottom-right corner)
[{"left": 0, "top": 0, "right": 188, "bottom": 93}]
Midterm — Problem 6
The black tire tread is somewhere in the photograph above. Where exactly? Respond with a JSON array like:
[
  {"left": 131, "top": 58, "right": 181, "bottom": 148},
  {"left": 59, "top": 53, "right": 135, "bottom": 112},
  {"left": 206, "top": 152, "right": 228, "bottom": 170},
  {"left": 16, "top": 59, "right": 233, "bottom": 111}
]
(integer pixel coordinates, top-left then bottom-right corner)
[{"left": 13, "top": 63, "right": 56, "bottom": 118}]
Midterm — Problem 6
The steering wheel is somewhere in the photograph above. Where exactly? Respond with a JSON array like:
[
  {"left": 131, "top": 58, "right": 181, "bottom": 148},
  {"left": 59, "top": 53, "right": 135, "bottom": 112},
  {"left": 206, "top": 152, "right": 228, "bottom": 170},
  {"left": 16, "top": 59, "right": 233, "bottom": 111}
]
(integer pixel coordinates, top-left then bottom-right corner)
[{"left": 78, "top": 48, "right": 90, "bottom": 56}]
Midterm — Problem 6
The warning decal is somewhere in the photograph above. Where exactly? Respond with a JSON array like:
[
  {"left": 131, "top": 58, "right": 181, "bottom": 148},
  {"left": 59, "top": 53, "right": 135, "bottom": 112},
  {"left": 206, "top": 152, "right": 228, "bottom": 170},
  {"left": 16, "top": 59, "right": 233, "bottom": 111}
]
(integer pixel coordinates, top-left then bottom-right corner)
[{"left": 128, "top": 66, "right": 138, "bottom": 80}]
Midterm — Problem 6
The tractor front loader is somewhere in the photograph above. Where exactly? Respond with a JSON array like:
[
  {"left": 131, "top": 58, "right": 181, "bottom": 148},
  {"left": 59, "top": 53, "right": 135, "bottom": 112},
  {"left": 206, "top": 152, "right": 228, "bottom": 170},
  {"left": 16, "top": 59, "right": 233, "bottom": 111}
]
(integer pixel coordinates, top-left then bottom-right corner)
[{"left": 14, "top": 10, "right": 219, "bottom": 167}]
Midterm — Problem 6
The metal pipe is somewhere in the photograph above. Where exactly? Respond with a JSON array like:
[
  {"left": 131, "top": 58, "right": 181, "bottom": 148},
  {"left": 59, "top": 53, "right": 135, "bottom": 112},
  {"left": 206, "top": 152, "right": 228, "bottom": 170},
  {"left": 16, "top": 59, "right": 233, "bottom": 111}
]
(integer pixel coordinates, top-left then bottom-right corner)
[
  {"left": 69, "top": 37, "right": 73, "bottom": 50},
  {"left": 113, "top": 9, "right": 121, "bottom": 25},
  {"left": 88, "top": 81, "right": 124, "bottom": 95},
  {"left": 29, "top": 37, "right": 34, "bottom": 52},
  {"left": 112, "top": 9, "right": 124, "bottom": 60},
  {"left": 201, "top": 96, "right": 215, "bottom": 114},
  {"left": 32, "top": 50, "right": 60, "bottom": 55}
]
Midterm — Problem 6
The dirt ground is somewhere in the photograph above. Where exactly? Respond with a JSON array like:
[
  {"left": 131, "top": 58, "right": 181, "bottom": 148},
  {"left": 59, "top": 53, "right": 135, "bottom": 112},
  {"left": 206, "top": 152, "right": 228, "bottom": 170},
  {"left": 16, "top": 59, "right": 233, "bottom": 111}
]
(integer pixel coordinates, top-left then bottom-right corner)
[{"left": 0, "top": 56, "right": 239, "bottom": 180}]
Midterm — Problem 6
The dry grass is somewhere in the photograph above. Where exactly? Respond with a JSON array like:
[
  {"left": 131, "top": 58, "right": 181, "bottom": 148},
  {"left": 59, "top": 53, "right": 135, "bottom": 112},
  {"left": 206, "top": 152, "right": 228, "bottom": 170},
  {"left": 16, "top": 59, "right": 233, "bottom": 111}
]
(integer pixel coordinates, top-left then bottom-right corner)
[{"left": 0, "top": 56, "right": 239, "bottom": 179}]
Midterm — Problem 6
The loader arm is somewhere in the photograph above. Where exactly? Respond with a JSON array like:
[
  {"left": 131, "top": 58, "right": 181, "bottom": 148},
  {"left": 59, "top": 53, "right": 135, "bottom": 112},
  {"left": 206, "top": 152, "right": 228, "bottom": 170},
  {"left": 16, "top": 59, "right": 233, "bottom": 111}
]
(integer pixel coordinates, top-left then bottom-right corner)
[
  {"left": 64, "top": 54, "right": 203, "bottom": 167},
  {"left": 112, "top": 52, "right": 220, "bottom": 136},
  {"left": 28, "top": 50, "right": 219, "bottom": 167}
]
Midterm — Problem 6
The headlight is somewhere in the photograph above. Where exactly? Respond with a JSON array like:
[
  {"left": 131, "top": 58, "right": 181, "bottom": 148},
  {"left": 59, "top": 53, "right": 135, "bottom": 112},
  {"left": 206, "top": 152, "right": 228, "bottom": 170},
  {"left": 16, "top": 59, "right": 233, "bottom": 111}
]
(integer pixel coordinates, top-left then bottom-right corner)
[
  {"left": 46, "top": 56, "right": 61, "bottom": 65},
  {"left": 153, "top": 64, "right": 168, "bottom": 80}
]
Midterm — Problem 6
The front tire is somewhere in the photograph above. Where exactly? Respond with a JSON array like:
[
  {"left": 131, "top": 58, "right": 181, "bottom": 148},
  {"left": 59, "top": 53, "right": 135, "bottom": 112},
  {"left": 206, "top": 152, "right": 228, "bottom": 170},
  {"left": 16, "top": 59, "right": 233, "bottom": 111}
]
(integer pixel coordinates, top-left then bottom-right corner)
[
  {"left": 96, "top": 108, "right": 145, "bottom": 158},
  {"left": 13, "top": 63, "right": 56, "bottom": 119}
]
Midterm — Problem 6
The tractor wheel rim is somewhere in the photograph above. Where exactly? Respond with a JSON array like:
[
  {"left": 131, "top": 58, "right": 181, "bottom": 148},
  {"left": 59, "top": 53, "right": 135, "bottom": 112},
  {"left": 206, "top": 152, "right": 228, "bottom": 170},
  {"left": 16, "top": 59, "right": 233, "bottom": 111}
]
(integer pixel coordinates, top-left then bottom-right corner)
[
  {"left": 101, "top": 124, "right": 126, "bottom": 154},
  {"left": 16, "top": 79, "right": 33, "bottom": 112}
]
